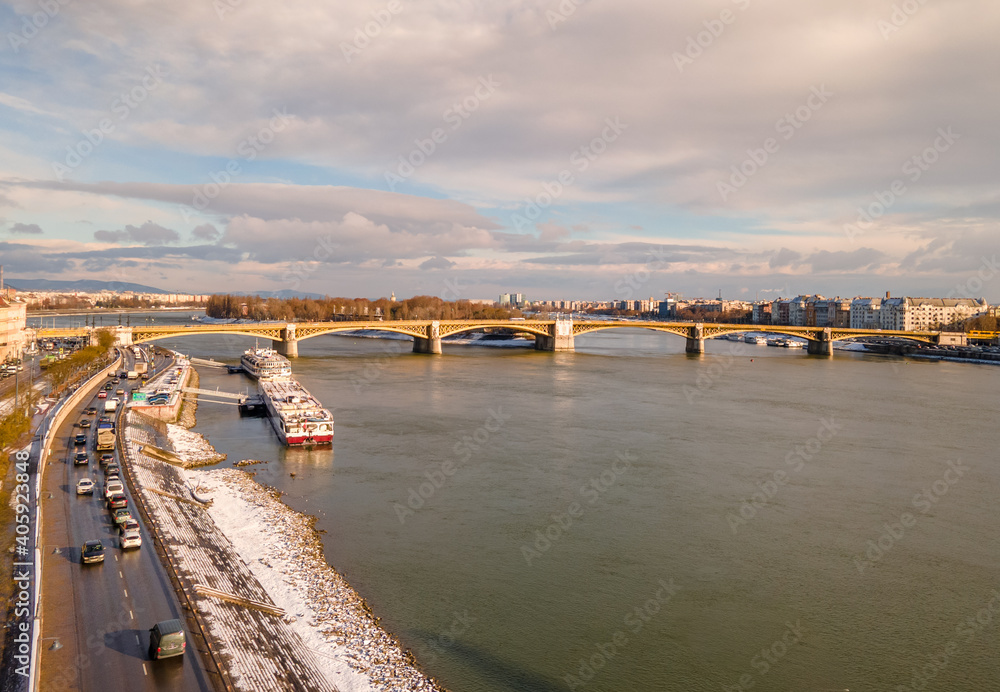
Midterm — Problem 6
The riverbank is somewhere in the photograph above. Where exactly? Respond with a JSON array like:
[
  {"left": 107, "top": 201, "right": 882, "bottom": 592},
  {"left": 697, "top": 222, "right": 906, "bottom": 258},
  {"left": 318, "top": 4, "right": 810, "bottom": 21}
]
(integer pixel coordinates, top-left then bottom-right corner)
[{"left": 196, "top": 468, "right": 446, "bottom": 692}]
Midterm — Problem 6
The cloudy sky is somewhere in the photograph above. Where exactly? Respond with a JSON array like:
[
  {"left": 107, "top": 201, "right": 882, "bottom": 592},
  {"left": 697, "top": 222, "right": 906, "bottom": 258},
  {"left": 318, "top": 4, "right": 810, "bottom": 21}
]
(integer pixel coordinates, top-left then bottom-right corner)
[{"left": 1, "top": 0, "right": 997, "bottom": 301}]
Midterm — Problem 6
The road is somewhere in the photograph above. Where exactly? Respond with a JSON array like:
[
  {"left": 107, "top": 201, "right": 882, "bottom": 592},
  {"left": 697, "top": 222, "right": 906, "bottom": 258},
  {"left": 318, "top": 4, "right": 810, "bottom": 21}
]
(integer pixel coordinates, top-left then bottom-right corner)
[{"left": 36, "top": 347, "right": 215, "bottom": 691}]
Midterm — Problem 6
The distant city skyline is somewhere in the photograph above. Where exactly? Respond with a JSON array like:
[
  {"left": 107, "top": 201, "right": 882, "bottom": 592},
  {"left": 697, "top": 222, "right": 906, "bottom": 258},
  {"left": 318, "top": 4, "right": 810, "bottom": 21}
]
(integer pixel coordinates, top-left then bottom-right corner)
[{"left": 1, "top": 3, "right": 998, "bottom": 302}]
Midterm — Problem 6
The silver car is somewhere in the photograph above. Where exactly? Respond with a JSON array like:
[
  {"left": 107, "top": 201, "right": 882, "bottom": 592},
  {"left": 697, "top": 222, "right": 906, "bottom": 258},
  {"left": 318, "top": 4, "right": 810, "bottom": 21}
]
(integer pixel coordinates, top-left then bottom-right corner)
[{"left": 120, "top": 529, "right": 142, "bottom": 549}]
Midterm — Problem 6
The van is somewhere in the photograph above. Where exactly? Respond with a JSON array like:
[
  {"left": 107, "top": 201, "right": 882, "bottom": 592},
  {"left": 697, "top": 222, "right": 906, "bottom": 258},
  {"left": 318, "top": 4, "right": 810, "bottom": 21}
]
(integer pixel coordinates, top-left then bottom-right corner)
[{"left": 148, "top": 619, "right": 186, "bottom": 659}]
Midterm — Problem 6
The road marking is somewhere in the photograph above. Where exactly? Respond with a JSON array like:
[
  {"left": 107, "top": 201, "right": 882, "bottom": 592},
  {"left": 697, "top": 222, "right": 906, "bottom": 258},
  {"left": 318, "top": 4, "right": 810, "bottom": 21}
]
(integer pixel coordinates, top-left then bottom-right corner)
[
  {"left": 136, "top": 635, "right": 141, "bottom": 645},
  {"left": 119, "top": 570, "right": 124, "bottom": 578},
  {"left": 115, "top": 553, "right": 119, "bottom": 562},
  {"left": 142, "top": 663, "right": 148, "bottom": 676},
  {"left": 129, "top": 609, "right": 134, "bottom": 619},
  {"left": 123, "top": 588, "right": 128, "bottom": 597}
]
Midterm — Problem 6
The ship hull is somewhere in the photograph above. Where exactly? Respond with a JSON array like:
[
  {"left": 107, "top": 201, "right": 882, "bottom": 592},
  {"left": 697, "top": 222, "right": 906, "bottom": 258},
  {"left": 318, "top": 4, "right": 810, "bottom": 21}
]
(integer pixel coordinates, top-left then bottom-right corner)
[{"left": 259, "top": 379, "right": 334, "bottom": 447}]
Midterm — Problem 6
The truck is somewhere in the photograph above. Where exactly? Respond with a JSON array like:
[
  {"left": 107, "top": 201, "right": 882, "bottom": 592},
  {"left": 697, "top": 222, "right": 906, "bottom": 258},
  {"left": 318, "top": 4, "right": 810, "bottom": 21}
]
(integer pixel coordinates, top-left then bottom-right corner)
[
  {"left": 127, "top": 371, "right": 138, "bottom": 380},
  {"left": 96, "top": 423, "right": 116, "bottom": 452},
  {"left": 104, "top": 398, "right": 119, "bottom": 413},
  {"left": 134, "top": 362, "right": 148, "bottom": 375}
]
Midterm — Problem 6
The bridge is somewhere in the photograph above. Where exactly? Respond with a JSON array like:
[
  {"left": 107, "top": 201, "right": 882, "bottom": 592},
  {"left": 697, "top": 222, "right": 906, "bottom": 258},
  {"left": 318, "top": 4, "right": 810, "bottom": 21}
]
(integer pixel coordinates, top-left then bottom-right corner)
[{"left": 32, "top": 319, "right": 975, "bottom": 357}]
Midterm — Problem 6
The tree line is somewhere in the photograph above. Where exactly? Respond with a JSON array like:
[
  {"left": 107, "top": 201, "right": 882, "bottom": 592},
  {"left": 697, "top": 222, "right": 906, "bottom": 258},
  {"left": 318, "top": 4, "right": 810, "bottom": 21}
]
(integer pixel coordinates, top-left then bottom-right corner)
[{"left": 205, "top": 294, "right": 522, "bottom": 322}]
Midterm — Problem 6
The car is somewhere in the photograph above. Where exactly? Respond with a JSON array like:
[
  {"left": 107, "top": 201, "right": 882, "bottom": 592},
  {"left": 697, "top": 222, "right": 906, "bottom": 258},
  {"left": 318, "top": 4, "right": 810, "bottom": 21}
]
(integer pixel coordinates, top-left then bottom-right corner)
[
  {"left": 105, "top": 474, "right": 121, "bottom": 486},
  {"left": 79, "top": 419, "right": 91, "bottom": 428},
  {"left": 81, "top": 540, "right": 105, "bottom": 564},
  {"left": 97, "top": 391, "right": 107, "bottom": 399},
  {"left": 104, "top": 383, "right": 114, "bottom": 391},
  {"left": 84, "top": 407, "right": 98, "bottom": 415},
  {"left": 148, "top": 620, "right": 186, "bottom": 660},
  {"left": 115, "top": 388, "right": 125, "bottom": 396},
  {"left": 107, "top": 493, "right": 127, "bottom": 509},
  {"left": 120, "top": 529, "right": 142, "bottom": 550},
  {"left": 76, "top": 478, "right": 95, "bottom": 495},
  {"left": 112, "top": 507, "right": 133, "bottom": 526},
  {"left": 100, "top": 453, "right": 115, "bottom": 465},
  {"left": 74, "top": 452, "right": 89, "bottom": 465},
  {"left": 74, "top": 433, "right": 87, "bottom": 446},
  {"left": 105, "top": 481, "right": 124, "bottom": 498},
  {"left": 118, "top": 518, "right": 140, "bottom": 535},
  {"left": 108, "top": 372, "right": 116, "bottom": 378},
  {"left": 105, "top": 463, "right": 121, "bottom": 476}
]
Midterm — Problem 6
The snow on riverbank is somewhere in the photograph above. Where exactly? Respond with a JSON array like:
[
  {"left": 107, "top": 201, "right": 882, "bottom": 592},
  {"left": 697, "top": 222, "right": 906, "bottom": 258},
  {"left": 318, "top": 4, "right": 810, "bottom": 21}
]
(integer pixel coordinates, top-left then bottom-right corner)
[
  {"left": 165, "top": 422, "right": 227, "bottom": 467},
  {"left": 195, "top": 468, "right": 445, "bottom": 692}
]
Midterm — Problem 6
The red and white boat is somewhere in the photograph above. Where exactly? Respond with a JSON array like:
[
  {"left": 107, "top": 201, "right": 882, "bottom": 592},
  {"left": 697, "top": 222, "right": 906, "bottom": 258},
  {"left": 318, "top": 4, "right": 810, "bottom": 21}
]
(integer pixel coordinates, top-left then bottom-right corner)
[{"left": 258, "top": 378, "right": 334, "bottom": 446}]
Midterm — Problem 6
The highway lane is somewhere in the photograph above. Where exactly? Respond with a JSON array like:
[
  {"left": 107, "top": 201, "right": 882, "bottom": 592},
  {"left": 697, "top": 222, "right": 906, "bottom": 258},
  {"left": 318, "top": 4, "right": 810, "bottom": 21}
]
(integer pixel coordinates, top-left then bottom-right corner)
[{"left": 39, "top": 348, "right": 213, "bottom": 691}]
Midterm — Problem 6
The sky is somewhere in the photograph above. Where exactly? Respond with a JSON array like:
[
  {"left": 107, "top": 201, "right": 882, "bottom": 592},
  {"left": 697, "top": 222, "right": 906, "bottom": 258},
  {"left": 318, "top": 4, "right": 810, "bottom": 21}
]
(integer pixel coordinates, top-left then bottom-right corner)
[{"left": 0, "top": 0, "right": 998, "bottom": 302}]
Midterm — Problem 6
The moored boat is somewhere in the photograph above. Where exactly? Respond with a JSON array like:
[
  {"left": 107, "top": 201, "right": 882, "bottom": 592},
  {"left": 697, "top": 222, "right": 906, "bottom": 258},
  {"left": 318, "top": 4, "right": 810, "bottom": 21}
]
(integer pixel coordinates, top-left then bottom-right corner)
[
  {"left": 258, "top": 378, "right": 334, "bottom": 446},
  {"left": 241, "top": 346, "right": 292, "bottom": 381}
]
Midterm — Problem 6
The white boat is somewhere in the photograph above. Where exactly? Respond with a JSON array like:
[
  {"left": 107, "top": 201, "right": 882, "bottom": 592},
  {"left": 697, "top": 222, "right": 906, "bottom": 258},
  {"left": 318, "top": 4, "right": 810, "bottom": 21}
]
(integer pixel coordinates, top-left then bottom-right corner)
[
  {"left": 783, "top": 339, "right": 806, "bottom": 349},
  {"left": 767, "top": 338, "right": 786, "bottom": 347},
  {"left": 258, "top": 378, "right": 334, "bottom": 446},
  {"left": 726, "top": 333, "right": 744, "bottom": 341},
  {"left": 240, "top": 346, "right": 292, "bottom": 381},
  {"left": 744, "top": 334, "right": 768, "bottom": 344}
]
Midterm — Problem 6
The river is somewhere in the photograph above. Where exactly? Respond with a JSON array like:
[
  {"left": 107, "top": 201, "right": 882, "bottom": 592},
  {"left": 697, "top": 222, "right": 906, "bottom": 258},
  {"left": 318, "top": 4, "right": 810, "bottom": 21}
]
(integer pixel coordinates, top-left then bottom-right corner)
[{"left": 46, "top": 312, "right": 1000, "bottom": 690}]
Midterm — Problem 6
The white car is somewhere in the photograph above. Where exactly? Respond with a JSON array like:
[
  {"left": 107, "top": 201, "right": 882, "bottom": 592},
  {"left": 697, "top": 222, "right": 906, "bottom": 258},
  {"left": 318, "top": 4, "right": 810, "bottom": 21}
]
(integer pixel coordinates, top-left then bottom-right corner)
[
  {"left": 76, "top": 478, "right": 95, "bottom": 495},
  {"left": 105, "top": 481, "right": 124, "bottom": 498},
  {"left": 120, "top": 529, "right": 142, "bottom": 550}
]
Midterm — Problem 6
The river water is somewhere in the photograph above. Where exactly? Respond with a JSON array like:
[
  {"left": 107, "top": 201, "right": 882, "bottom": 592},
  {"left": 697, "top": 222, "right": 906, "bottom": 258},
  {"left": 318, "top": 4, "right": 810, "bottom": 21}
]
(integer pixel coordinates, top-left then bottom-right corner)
[{"left": 48, "top": 312, "right": 1000, "bottom": 690}]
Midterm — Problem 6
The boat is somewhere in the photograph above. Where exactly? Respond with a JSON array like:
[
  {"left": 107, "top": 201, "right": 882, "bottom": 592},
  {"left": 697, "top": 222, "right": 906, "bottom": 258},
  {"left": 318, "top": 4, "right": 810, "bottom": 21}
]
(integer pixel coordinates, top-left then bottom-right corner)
[
  {"left": 240, "top": 346, "right": 292, "bottom": 381},
  {"left": 783, "top": 339, "right": 806, "bottom": 349},
  {"left": 258, "top": 378, "right": 334, "bottom": 446},
  {"left": 767, "top": 338, "right": 786, "bottom": 347},
  {"left": 744, "top": 334, "right": 768, "bottom": 344}
]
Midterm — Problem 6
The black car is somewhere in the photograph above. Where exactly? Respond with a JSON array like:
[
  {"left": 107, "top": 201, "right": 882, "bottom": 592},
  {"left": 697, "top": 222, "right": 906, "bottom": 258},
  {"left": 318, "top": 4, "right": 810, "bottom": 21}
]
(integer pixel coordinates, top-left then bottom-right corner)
[
  {"left": 81, "top": 540, "right": 105, "bottom": 564},
  {"left": 107, "top": 493, "right": 127, "bottom": 509},
  {"left": 74, "top": 433, "right": 87, "bottom": 446},
  {"left": 105, "top": 463, "right": 121, "bottom": 476},
  {"left": 79, "top": 419, "right": 92, "bottom": 428},
  {"left": 104, "top": 383, "right": 114, "bottom": 391},
  {"left": 100, "top": 453, "right": 115, "bottom": 466},
  {"left": 74, "top": 452, "right": 89, "bottom": 465}
]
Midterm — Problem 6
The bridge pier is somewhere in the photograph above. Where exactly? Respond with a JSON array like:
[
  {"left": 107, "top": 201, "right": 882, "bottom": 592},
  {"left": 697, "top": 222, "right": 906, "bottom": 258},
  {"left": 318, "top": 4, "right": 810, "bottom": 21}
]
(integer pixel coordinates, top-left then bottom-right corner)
[
  {"left": 412, "top": 321, "right": 442, "bottom": 354},
  {"left": 534, "top": 319, "right": 575, "bottom": 351},
  {"left": 807, "top": 328, "right": 832, "bottom": 356},
  {"left": 685, "top": 324, "right": 704, "bottom": 354},
  {"left": 273, "top": 325, "right": 299, "bottom": 357}
]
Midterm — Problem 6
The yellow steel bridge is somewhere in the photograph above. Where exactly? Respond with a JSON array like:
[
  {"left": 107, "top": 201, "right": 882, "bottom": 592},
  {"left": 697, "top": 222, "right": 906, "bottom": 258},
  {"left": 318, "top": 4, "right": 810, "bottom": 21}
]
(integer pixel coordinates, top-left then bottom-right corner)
[{"left": 33, "top": 319, "right": 980, "bottom": 356}]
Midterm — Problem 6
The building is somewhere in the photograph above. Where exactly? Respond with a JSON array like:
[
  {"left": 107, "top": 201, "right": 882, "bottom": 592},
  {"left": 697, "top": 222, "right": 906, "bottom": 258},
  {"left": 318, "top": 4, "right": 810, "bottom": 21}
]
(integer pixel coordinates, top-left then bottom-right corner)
[
  {"left": 751, "top": 302, "right": 772, "bottom": 324},
  {"left": 0, "top": 294, "right": 28, "bottom": 362},
  {"left": 879, "top": 297, "right": 987, "bottom": 331},
  {"left": 814, "top": 298, "right": 851, "bottom": 328},
  {"left": 499, "top": 293, "right": 526, "bottom": 307},
  {"left": 785, "top": 295, "right": 824, "bottom": 326},
  {"left": 771, "top": 299, "right": 791, "bottom": 325},
  {"left": 850, "top": 298, "right": 882, "bottom": 329}
]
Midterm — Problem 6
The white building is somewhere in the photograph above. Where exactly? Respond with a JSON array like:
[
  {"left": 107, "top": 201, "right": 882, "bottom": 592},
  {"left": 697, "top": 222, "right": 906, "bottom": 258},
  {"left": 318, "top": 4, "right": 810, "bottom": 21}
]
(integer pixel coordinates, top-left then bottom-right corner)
[
  {"left": 879, "top": 297, "right": 987, "bottom": 331},
  {"left": 0, "top": 295, "right": 27, "bottom": 362},
  {"left": 850, "top": 298, "right": 882, "bottom": 329}
]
